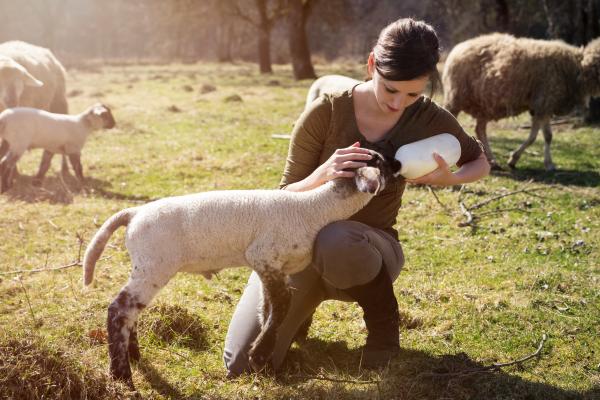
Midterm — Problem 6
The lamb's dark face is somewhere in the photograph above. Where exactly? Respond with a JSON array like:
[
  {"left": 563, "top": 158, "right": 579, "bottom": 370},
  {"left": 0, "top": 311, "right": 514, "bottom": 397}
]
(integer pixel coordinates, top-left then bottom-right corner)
[
  {"left": 91, "top": 103, "right": 116, "bottom": 129},
  {"left": 354, "top": 149, "right": 401, "bottom": 194}
]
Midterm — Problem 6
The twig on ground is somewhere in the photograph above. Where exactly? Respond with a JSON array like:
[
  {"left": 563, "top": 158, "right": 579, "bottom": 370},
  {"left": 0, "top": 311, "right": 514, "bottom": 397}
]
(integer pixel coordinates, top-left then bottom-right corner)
[
  {"left": 290, "top": 374, "right": 380, "bottom": 385},
  {"left": 428, "top": 185, "right": 452, "bottom": 215},
  {"left": 458, "top": 202, "right": 474, "bottom": 227},
  {"left": 458, "top": 187, "right": 544, "bottom": 227},
  {"left": 469, "top": 187, "right": 544, "bottom": 210},
  {"left": 16, "top": 276, "right": 38, "bottom": 326},
  {"left": 419, "top": 334, "right": 547, "bottom": 379}
]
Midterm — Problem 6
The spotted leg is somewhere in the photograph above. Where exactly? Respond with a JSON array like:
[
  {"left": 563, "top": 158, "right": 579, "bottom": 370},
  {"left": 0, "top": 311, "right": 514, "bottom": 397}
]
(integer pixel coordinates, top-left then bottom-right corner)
[
  {"left": 542, "top": 121, "right": 556, "bottom": 171},
  {"left": 508, "top": 116, "right": 545, "bottom": 169},
  {"left": 475, "top": 118, "right": 501, "bottom": 170},
  {"left": 247, "top": 266, "right": 291, "bottom": 372}
]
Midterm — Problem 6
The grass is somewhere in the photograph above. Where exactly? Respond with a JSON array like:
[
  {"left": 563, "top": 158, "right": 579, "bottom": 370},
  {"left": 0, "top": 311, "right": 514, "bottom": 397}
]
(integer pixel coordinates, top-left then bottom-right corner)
[{"left": 0, "top": 61, "right": 598, "bottom": 399}]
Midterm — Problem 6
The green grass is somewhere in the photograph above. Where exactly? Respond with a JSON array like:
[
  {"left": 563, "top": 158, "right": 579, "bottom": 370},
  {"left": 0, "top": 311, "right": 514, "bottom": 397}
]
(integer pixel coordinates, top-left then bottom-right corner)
[{"left": 0, "top": 61, "right": 598, "bottom": 399}]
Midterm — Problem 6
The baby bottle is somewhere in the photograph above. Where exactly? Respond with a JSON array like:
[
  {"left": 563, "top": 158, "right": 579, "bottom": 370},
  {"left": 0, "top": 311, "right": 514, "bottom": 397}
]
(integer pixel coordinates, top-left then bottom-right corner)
[{"left": 394, "top": 133, "right": 461, "bottom": 179}]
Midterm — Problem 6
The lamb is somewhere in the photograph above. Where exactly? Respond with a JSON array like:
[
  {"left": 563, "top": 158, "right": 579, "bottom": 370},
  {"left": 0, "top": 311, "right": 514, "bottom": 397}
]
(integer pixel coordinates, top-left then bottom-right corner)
[
  {"left": 443, "top": 33, "right": 600, "bottom": 170},
  {"left": 0, "top": 103, "right": 116, "bottom": 193},
  {"left": 305, "top": 74, "right": 361, "bottom": 110},
  {"left": 0, "top": 41, "right": 70, "bottom": 177},
  {"left": 82, "top": 149, "right": 401, "bottom": 387}
]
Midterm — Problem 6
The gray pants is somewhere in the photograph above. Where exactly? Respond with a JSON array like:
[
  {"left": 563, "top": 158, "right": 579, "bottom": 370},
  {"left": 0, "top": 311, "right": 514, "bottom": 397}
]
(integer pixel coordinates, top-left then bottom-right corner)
[{"left": 223, "top": 220, "right": 404, "bottom": 376}]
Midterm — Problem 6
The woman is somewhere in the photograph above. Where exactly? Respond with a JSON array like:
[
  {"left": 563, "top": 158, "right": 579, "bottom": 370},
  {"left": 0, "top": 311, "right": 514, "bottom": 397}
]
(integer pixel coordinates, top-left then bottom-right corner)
[{"left": 223, "top": 17, "right": 490, "bottom": 375}]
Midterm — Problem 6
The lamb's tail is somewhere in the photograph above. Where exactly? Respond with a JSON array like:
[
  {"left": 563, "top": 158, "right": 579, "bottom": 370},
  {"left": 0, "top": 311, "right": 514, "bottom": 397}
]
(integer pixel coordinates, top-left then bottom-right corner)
[{"left": 83, "top": 208, "right": 137, "bottom": 286}]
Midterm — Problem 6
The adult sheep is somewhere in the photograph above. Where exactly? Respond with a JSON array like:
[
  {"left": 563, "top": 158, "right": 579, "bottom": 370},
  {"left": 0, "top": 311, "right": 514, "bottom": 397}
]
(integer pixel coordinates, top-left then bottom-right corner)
[
  {"left": 304, "top": 75, "right": 361, "bottom": 111},
  {"left": 443, "top": 33, "right": 600, "bottom": 170},
  {"left": 0, "top": 41, "right": 69, "bottom": 175}
]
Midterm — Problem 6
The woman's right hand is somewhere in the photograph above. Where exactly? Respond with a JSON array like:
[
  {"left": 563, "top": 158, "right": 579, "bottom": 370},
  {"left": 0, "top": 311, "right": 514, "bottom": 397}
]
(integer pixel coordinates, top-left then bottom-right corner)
[{"left": 312, "top": 141, "right": 373, "bottom": 186}]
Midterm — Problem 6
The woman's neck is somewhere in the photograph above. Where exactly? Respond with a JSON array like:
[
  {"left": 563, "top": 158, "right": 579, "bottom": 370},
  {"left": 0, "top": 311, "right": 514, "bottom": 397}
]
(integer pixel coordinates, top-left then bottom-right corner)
[{"left": 353, "top": 82, "right": 404, "bottom": 143}]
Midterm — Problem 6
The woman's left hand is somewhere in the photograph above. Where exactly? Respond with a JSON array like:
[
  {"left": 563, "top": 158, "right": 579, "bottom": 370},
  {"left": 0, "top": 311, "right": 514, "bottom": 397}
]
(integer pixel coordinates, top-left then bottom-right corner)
[{"left": 405, "top": 153, "right": 459, "bottom": 186}]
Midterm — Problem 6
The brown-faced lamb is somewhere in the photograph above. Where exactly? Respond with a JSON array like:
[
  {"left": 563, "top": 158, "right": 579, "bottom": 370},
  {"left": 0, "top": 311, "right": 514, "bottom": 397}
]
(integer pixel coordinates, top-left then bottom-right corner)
[
  {"left": 0, "top": 103, "right": 115, "bottom": 193},
  {"left": 0, "top": 40, "right": 71, "bottom": 177},
  {"left": 82, "top": 149, "right": 401, "bottom": 388},
  {"left": 305, "top": 74, "right": 361, "bottom": 110},
  {"left": 443, "top": 33, "right": 600, "bottom": 170}
]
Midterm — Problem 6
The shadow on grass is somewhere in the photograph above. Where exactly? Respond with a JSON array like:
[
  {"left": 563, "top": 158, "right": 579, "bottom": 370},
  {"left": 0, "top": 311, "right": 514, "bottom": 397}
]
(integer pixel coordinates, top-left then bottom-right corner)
[
  {"left": 2, "top": 172, "right": 154, "bottom": 204},
  {"left": 273, "top": 338, "right": 598, "bottom": 400},
  {"left": 491, "top": 167, "right": 600, "bottom": 188},
  {"left": 137, "top": 359, "right": 186, "bottom": 399}
]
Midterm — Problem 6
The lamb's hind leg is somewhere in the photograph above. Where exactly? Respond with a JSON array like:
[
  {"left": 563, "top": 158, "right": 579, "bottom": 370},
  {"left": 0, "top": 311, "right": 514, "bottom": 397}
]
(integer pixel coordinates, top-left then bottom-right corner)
[
  {"left": 248, "top": 267, "right": 291, "bottom": 372},
  {"left": 107, "top": 275, "right": 168, "bottom": 386},
  {"left": 542, "top": 121, "right": 556, "bottom": 171},
  {"left": 0, "top": 151, "right": 21, "bottom": 193}
]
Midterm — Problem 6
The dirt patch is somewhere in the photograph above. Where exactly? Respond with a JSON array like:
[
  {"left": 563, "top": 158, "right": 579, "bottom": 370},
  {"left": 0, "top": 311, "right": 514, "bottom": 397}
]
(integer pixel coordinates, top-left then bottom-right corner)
[
  {"left": 0, "top": 335, "right": 131, "bottom": 399},
  {"left": 138, "top": 303, "right": 209, "bottom": 350}
]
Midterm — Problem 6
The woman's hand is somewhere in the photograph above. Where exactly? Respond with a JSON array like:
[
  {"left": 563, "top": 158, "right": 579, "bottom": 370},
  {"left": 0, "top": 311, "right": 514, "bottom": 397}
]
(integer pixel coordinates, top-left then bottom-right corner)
[
  {"left": 312, "top": 141, "right": 373, "bottom": 186},
  {"left": 405, "top": 153, "right": 459, "bottom": 186}
]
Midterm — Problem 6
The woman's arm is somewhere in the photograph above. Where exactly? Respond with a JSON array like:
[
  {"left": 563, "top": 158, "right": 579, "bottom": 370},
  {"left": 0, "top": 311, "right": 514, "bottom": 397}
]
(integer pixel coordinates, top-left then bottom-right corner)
[
  {"left": 406, "top": 151, "right": 490, "bottom": 186},
  {"left": 285, "top": 142, "right": 372, "bottom": 192}
]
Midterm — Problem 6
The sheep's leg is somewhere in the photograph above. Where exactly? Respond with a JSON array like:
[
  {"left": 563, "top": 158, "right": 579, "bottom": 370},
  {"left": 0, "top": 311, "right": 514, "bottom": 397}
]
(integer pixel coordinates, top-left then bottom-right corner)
[
  {"left": 33, "top": 150, "right": 54, "bottom": 186},
  {"left": 107, "top": 276, "right": 166, "bottom": 386},
  {"left": 0, "top": 151, "right": 21, "bottom": 193},
  {"left": 475, "top": 118, "right": 500, "bottom": 170},
  {"left": 128, "top": 322, "right": 141, "bottom": 363},
  {"left": 542, "top": 122, "right": 556, "bottom": 171},
  {"left": 248, "top": 267, "right": 291, "bottom": 372},
  {"left": 61, "top": 155, "right": 70, "bottom": 177},
  {"left": 0, "top": 140, "right": 8, "bottom": 169},
  {"left": 508, "top": 117, "right": 542, "bottom": 169},
  {"left": 68, "top": 153, "right": 84, "bottom": 181}
]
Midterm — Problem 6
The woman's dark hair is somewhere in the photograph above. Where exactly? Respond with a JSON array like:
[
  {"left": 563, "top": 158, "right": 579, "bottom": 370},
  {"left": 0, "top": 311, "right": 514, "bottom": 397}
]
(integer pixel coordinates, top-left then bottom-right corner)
[{"left": 372, "top": 18, "right": 441, "bottom": 94}]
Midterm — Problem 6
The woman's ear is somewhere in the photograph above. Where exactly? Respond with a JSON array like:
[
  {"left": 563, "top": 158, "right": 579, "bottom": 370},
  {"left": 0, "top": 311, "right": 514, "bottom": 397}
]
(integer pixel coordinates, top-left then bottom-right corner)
[{"left": 367, "top": 52, "right": 375, "bottom": 78}]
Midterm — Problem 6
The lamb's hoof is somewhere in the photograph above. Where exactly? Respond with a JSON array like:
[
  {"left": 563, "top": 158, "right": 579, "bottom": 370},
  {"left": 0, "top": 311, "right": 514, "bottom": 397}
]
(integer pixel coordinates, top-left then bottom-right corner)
[{"left": 248, "top": 351, "right": 271, "bottom": 373}]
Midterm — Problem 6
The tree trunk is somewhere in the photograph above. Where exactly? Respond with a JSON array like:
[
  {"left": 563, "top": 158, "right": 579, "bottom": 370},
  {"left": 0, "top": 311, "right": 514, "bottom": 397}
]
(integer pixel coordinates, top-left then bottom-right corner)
[
  {"left": 258, "top": 28, "right": 273, "bottom": 73},
  {"left": 256, "top": 0, "right": 273, "bottom": 74},
  {"left": 287, "top": 0, "right": 316, "bottom": 80}
]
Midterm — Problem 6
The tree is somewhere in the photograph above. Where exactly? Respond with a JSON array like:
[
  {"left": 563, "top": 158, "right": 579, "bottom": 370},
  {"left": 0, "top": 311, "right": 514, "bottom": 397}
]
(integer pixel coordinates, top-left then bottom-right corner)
[
  {"left": 228, "top": 0, "right": 286, "bottom": 73},
  {"left": 287, "top": 0, "right": 317, "bottom": 80}
]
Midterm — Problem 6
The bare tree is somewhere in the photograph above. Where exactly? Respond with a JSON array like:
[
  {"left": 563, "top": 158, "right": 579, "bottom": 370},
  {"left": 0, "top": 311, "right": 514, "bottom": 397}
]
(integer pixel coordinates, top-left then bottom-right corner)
[
  {"left": 227, "top": 0, "right": 286, "bottom": 73},
  {"left": 287, "top": 0, "right": 317, "bottom": 80}
]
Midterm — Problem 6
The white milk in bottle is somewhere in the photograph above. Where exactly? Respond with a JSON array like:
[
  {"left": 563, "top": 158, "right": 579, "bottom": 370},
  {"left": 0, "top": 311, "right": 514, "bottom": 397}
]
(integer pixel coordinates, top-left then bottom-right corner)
[{"left": 394, "top": 133, "right": 461, "bottom": 179}]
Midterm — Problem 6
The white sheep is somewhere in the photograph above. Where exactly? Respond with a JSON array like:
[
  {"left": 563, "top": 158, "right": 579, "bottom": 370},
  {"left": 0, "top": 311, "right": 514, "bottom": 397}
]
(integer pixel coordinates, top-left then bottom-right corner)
[
  {"left": 443, "top": 33, "right": 600, "bottom": 170},
  {"left": 0, "top": 41, "right": 70, "bottom": 177},
  {"left": 82, "top": 149, "right": 401, "bottom": 387},
  {"left": 305, "top": 74, "right": 361, "bottom": 110},
  {"left": 0, "top": 103, "right": 116, "bottom": 193}
]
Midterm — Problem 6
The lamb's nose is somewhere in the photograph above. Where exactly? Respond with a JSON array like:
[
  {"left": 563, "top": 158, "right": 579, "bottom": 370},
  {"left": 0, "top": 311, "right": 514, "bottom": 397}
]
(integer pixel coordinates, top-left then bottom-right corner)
[{"left": 367, "top": 180, "right": 380, "bottom": 194}]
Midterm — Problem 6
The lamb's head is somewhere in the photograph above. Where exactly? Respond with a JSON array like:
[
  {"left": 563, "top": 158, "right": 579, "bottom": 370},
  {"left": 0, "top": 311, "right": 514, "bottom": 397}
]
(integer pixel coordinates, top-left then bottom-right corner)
[
  {"left": 582, "top": 38, "right": 600, "bottom": 96},
  {"left": 353, "top": 149, "right": 401, "bottom": 195},
  {"left": 85, "top": 103, "right": 116, "bottom": 130},
  {"left": 0, "top": 57, "right": 43, "bottom": 110}
]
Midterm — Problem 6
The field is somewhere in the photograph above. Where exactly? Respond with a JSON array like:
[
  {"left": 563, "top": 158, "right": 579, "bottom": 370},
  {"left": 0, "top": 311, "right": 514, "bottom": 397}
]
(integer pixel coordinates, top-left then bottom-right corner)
[{"left": 0, "top": 61, "right": 598, "bottom": 399}]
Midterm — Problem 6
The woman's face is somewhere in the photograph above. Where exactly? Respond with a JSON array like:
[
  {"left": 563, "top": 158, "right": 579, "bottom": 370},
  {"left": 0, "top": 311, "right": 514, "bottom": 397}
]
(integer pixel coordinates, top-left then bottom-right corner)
[{"left": 368, "top": 53, "right": 429, "bottom": 115}]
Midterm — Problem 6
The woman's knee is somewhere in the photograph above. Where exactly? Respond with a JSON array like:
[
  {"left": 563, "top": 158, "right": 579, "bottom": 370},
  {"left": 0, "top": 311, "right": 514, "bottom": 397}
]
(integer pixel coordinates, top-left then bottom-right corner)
[{"left": 314, "top": 221, "right": 403, "bottom": 290}]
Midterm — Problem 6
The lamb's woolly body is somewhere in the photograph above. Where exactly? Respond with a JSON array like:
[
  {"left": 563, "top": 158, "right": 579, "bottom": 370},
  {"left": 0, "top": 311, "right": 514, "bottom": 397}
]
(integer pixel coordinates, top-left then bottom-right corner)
[
  {"left": 0, "top": 41, "right": 67, "bottom": 112},
  {"left": 84, "top": 179, "right": 371, "bottom": 285},
  {"left": 305, "top": 75, "right": 361, "bottom": 110},
  {"left": 0, "top": 108, "right": 91, "bottom": 155},
  {"left": 442, "top": 33, "right": 600, "bottom": 169}
]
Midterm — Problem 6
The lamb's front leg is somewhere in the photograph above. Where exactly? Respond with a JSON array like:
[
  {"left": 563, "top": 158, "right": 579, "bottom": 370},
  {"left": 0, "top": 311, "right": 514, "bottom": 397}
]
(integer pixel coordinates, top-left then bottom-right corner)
[
  {"left": 248, "top": 267, "right": 291, "bottom": 372},
  {"left": 68, "top": 153, "right": 84, "bottom": 181},
  {"left": 33, "top": 150, "right": 54, "bottom": 186}
]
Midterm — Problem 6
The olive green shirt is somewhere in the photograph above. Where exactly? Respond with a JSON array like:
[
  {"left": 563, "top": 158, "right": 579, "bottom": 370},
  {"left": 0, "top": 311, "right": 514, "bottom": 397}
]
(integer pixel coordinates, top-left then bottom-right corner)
[{"left": 280, "top": 89, "right": 482, "bottom": 238}]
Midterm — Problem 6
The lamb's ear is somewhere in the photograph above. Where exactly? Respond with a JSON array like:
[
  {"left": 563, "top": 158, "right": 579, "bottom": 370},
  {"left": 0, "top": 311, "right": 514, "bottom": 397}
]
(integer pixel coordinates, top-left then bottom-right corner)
[
  {"left": 390, "top": 158, "right": 402, "bottom": 178},
  {"left": 19, "top": 69, "right": 43, "bottom": 88}
]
